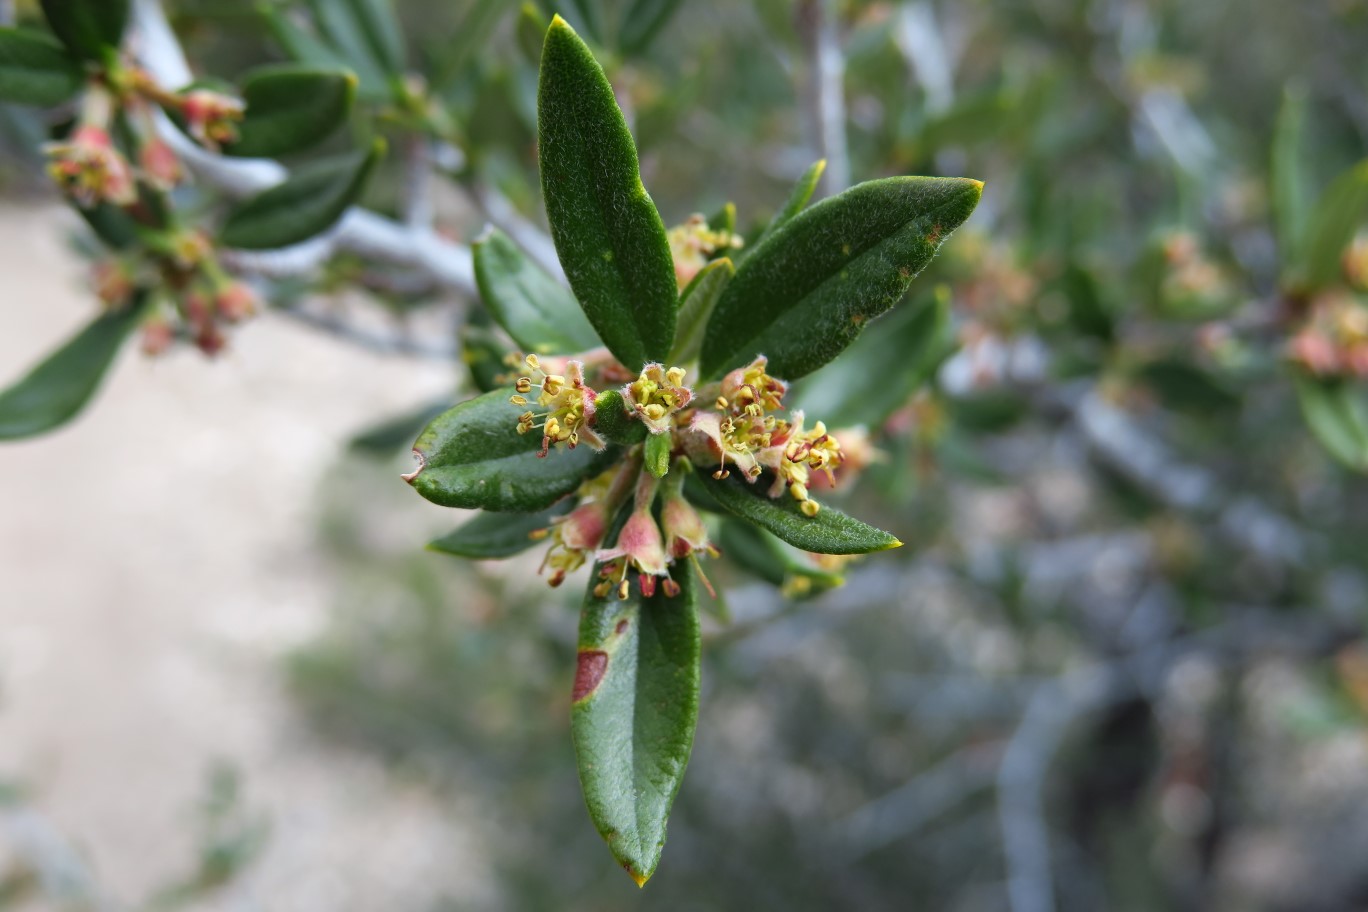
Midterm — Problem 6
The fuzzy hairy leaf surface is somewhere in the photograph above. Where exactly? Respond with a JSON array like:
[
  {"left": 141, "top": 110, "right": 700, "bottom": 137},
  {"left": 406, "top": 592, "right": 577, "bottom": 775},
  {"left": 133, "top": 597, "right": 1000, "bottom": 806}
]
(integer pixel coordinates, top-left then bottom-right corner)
[
  {"left": 700, "top": 176, "right": 981, "bottom": 380},
  {"left": 428, "top": 501, "right": 573, "bottom": 558},
  {"left": 406, "top": 388, "right": 614, "bottom": 511},
  {"left": 538, "top": 16, "right": 676, "bottom": 370},
  {"left": 474, "top": 227, "right": 601, "bottom": 354},
  {"left": 0, "top": 28, "right": 82, "bottom": 106},
  {"left": 695, "top": 474, "right": 901, "bottom": 555},
  {"left": 0, "top": 297, "right": 143, "bottom": 440},
  {"left": 572, "top": 561, "right": 700, "bottom": 887}
]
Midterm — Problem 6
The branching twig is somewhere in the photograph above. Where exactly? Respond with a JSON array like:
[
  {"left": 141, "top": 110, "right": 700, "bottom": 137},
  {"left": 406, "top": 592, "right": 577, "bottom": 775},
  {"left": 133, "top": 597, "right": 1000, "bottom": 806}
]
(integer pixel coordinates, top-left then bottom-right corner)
[{"left": 129, "top": 0, "right": 478, "bottom": 300}]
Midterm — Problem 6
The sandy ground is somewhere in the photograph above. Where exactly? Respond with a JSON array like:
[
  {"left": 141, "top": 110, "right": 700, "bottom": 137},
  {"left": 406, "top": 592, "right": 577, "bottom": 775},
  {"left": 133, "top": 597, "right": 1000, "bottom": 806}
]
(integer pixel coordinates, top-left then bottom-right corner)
[{"left": 0, "top": 203, "right": 495, "bottom": 910}]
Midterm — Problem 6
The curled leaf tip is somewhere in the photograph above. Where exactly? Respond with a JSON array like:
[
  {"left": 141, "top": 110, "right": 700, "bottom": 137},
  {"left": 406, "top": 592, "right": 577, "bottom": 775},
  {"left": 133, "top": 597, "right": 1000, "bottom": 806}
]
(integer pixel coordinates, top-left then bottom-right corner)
[
  {"left": 627, "top": 866, "right": 650, "bottom": 888},
  {"left": 400, "top": 449, "right": 426, "bottom": 483}
]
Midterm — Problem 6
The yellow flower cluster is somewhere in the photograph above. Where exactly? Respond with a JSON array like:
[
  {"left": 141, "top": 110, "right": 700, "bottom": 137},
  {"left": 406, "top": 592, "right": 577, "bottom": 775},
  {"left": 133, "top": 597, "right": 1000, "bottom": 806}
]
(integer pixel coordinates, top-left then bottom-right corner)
[{"left": 511, "top": 354, "right": 603, "bottom": 456}]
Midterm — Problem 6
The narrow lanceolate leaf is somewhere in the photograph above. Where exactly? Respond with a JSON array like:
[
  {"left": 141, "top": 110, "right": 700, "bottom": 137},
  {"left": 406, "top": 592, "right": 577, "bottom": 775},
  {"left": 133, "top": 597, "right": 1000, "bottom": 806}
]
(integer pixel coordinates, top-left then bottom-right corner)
[
  {"left": 1271, "top": 85, "right": 1311, "bottom": 263},
  {"left": 539, "top": 16, "right": 677, "bottom": 370},
  {"left": 696, "top": 474, "right": 901, "bottom": 555},
  {"left": 474, "top": 227, "right": 601, "bottom": 354},
  {"left": 742, "top": 159, "right": 826, "bottom": 257},
  {"left": 572, "top": 561, "right": 700, "bottom": 887},
  {"left": 0, "top": 28, "right": 83, "bottom": 106},
  {"left": 303, "top": 0, "right": 401, "bottom": 86},
  {"left": 700, "top": 176, "right": 982, "bottom": 380},
  {"left": 1293, "top": 160, "right": 1368, "bottom": 291},
  {"left": 716, "top": 519, "right": 845, "bottom": 595},
  {"left": 225, "top": 65, "right": 356, "bottom": 158},
  {"left": 1295, "top": 375, "right": 1368, "bottom": 472},
  {"left": 406, "top": 389, "right": 616, "bottom": 511},
  {"left": 618, "top": 0, "right": 683, "bottom": 56},
  {"left": 39, "top": 0, "right": 127, "bottom": 61},
  {"left": 258, "top": 4, "right": 386, "bottom": 102},
  {"left": 220, "top": 141, "right": 382, "bottom": 250},
  {"left": 789, "top": 287, "right": 952, "bottom": 427},
  {"left": 669, "top": 258, "right": 734, "bottom": 365},
  {"left": 0, "top": 298, "right": 143, "bottom": 440},
  {"left": 428, "top": 501, "right": 573, "bottom": 558}
]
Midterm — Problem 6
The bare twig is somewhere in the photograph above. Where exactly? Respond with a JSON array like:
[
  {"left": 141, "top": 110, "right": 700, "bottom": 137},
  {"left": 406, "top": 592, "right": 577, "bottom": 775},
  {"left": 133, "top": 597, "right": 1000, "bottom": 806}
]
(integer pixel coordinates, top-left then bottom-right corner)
[
  {"left": 273, "top": 304, "right": 458, "bottom": 361},
  {"left": 797, "top": 0, "right": 850, "bottom": 196}
]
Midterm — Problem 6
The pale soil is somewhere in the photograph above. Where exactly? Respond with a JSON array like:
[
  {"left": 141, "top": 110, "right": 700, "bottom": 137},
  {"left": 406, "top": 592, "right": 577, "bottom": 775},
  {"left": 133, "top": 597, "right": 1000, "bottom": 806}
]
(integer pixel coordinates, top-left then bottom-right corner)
[{"left": 0, "top": 202, "right": 495, "bottom": 910}]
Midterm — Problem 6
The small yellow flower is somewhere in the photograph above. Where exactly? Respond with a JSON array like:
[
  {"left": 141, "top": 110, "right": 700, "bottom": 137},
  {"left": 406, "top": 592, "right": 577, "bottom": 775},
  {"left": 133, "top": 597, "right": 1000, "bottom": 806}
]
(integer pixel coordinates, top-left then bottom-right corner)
[
  {"left": 668, "top": 214, "right": 743, "bottom": 288},
  {"left": 511, "top": 355, "right": 604, "bottom": 456}
]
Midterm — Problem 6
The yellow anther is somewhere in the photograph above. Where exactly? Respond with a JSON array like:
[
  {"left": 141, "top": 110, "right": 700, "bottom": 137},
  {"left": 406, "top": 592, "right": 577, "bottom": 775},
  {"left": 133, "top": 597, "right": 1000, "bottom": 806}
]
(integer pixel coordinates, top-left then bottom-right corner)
[
  {"left": 524, "top": 354, "right": 540, "bottom": 370},
  {"left": 800, "top": 500, "right": 820, "bottom": 517},
  {"left": 510, "top": 394, "right": 528, "bottom": 406},
  {"left": 515, "top": 377, "right": 533, "bottom": 393}
]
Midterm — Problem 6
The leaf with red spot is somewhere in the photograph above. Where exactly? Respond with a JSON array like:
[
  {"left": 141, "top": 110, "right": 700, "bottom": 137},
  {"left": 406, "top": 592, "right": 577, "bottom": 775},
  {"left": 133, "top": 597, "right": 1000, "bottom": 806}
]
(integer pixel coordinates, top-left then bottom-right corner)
[{"left": 571, "top": 561, "right": 700, "bottom": 887}]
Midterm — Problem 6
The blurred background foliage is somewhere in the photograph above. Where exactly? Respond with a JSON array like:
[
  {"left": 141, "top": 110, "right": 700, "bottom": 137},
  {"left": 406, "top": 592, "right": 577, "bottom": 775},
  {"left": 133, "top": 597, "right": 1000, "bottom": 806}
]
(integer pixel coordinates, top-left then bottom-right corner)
[{"left": 7, "top": 0, "right": 1368, "bottom": 908}]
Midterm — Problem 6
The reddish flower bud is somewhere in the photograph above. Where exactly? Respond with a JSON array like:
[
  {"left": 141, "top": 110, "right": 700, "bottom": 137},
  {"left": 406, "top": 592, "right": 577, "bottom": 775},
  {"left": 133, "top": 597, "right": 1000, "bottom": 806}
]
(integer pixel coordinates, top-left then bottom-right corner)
[
  {"left": 181, "top": 90, "right": 244, "bottom": 150},
  {"left": 215, "top": 281, "right": 259, "bottom": 323},
  {"left": 138, "top": 136, "right": 181, "bottom": 190},
  {"left": 140, "top": 318, "right": 175, "bottom": 357}
]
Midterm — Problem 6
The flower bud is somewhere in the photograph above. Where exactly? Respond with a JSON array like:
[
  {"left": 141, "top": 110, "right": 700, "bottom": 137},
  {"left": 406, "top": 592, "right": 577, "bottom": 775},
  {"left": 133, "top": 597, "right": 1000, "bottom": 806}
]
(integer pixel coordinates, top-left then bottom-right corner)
[
  {"left": 138, "top": 136, "right": 182, "bottom": 190},
  {"left": 215, "top": 281, "right": 259, "bottom": 323},
  {"left": 181, "top": 90, "right": 245, "bottom": 150}
]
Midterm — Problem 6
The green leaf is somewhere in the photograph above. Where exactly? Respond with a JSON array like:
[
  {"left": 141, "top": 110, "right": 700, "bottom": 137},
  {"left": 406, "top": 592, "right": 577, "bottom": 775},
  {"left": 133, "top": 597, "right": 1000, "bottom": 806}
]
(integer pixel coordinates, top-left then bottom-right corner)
[
  {"left": 593, "top": 389, "right": 647, "bottom": 445},
  {"left": 39, "top": 0, "right": 127, "bottom": 61},
  {"left": 78, "top": 200, "right": 138, "bottom": 250},
  {"left": 435, "top": 0, "right": 506, "bottom": 88},
  {"left": 428, "top": 501, "right": 572, "bottom": 558},
  {"left": 565, "top": 0, "right": 604, "bottom": 44},
  {"left": 789, "top": 287, "right": 951, "bottom": 427},
  {"left": 700, "top": 176, "right": 982, "bottom": 380},
  {"left": 0, "top": 298, "right": 143, "bottom": 440},
  {"left": 225, "top": 65, "right": 356, "bottom": 158},
  {"left": 743, "top": 159, "right": 826, "bottom": 257},
  {"left": 1294, "top": 160, "right": 1368, "bottom": 291},
  {"left": 257, "top": 2, "right": 386, "bottom": 101},
  {"left": 644, "top": 430, "right": 671, "bottom": 478},
  {"left": 406, "top": 388, "right": 616, "bottom": 511},
  {"left": 669, "top": 257, "right": 734, "bottom": 365},
  {"left": 0, "top": 28, "right": 83, "bottom": 106},
  {"left": 538, "top": 16, "right": 677, "bottom": 370},
  {"left": 304, "top": 0, "right": 401, "bottom": 86},
  {"left": 349, "top": 400, "right": 449, "bottom": 456},
  {"left": 220, "top": 141, "right": 382, "bottom": 250},
  {"left": 516, "top": 2, "right": 550, "bottom": 65},
  {"left": 716, "top": 519, "right": 845, "bottom": 596},
  {"left": 473, "top": 227, "right": 601, "bottom": 354},
  {"left": 1295, "top": 375, "right": 1368, "bottom": 471},
  {"left": 461, "top": 324, "right": 512, "bottom": 393},
  {"left": 694, "top": 474, "right": 901, "bottom": 555},
  {"left": 344, "top": 0, "right": 406, "bottom": 74},
  {"left": 572, "top": 560, "right": 700, "bottom": 887},
  {"left": 1271, "top": 85, "right": 1311, "bottom": 263},
  {"left": 618, "top": 0, "right": 683, "bottom": 56}
]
